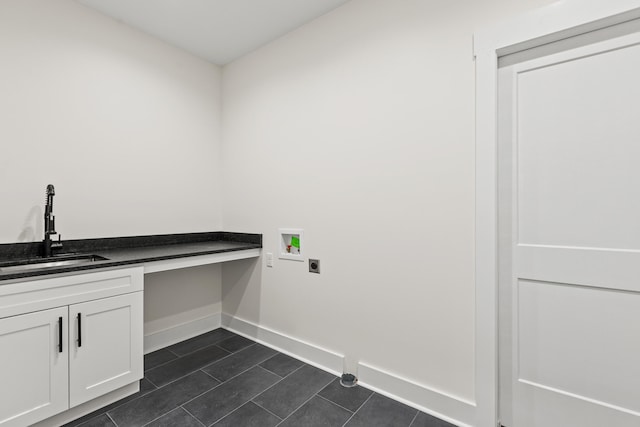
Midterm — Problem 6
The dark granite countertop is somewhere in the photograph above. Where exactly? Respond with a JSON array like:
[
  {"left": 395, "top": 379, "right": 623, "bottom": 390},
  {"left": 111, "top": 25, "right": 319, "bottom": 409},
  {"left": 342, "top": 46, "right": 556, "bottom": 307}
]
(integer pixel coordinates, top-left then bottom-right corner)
[{"left": 0, "top": 232, "right": 261, "bottom": 282}]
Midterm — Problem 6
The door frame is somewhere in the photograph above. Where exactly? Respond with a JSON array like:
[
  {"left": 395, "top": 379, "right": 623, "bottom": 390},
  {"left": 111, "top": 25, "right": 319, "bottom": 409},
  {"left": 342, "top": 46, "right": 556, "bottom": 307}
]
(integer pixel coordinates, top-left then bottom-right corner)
[{"left": 473, "top": 1, "right": 640, "bottom": 426}]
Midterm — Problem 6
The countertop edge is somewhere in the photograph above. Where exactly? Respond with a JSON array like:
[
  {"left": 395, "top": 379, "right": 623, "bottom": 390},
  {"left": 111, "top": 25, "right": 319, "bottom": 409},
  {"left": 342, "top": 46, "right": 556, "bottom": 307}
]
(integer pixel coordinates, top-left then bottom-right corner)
[{"left": 0, "top": 232, "right": 262, "bottom": 282}]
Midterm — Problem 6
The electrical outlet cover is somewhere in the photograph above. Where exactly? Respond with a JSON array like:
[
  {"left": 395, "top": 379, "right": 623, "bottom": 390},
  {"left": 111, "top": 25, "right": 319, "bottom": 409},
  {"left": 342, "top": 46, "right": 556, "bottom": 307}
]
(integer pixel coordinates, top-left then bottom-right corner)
[{"left": 309, "top": 259, "right": 320, "bottom": 274}]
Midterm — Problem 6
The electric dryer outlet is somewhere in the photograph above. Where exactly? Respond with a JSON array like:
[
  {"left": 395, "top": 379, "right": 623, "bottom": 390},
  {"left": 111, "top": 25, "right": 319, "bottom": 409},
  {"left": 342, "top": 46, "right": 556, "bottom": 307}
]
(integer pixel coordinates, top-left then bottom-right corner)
[{"left": 309, "top": 259, "right": 320, "bottom": 274}]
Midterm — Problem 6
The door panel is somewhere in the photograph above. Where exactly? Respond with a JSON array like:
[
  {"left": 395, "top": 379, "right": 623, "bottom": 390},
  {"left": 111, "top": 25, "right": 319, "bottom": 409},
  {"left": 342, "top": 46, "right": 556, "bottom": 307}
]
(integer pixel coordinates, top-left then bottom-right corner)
[
  {"left": 517, "top": 245, "right": 640, "bottom": 291},
  {"left": 501, "top": 26, "right": 640, "bottom": 427},
  {"left": 0, "top": 307, "right": 68, "bottom": 427},
  {"left": 518, "top": 385, "right": 637, "bottom": 427},
  {"left": 69, "top": 292, "right": 143, "bottom": 407},
  {"left": 516, "top": 41, "right": 640, "bottom": 250},
  {"left": 518, "top": 280, "right": 640, "bottom": 412}
]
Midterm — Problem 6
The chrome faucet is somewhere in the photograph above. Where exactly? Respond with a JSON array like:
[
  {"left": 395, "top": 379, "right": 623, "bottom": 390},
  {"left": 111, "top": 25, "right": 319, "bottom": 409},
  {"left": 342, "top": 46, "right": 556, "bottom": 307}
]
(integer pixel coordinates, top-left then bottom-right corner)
[{"left": 43, "top": 184, "right": 63, "bottom": 257}]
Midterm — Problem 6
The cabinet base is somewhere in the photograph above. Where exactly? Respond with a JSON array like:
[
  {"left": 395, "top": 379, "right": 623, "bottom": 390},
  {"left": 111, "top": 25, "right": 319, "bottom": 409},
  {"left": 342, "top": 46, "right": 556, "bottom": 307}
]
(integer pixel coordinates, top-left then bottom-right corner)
[{"left": 31, "top": 382, "right": 140, "bottom": 427}]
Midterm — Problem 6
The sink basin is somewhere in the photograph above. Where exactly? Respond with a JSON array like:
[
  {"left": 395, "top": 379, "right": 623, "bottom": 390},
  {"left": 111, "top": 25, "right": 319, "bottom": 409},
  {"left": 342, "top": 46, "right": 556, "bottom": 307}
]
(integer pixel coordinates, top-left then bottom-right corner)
[{"left": 0, "top": 254, "right": 109, "bottom": 273}]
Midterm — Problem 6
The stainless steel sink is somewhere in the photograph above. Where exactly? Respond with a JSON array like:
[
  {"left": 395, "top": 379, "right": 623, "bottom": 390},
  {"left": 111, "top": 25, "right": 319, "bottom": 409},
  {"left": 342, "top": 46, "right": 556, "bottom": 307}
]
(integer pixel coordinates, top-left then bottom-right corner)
[{"left": 0, "top": 254, "right": 109, "bottom": 273}]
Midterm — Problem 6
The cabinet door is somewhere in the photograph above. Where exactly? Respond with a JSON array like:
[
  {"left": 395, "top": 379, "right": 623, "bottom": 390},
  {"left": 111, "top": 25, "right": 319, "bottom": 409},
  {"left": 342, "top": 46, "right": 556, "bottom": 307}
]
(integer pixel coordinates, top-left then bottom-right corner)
[
  {"left": 69, "top": 292, "right": 143, "bottom": 407},
  {"left": 0, "top": 307, "right": 68, "bottom": 427}
]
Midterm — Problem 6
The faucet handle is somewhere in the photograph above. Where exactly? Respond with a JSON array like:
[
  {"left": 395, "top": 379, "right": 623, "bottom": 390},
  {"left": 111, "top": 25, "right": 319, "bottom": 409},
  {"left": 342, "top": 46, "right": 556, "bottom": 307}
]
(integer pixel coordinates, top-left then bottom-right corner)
[{"left": 52, "top": 234, "right": 63, "bottom": 249}]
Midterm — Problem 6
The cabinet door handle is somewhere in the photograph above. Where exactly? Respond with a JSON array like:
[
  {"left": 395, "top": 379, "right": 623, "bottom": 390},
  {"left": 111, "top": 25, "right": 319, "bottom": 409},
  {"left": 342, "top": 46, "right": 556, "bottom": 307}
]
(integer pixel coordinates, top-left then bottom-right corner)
[
  {"left": 77, "top": 313, "right": 82, "bottom": 347},
  {"left": 58, "top": 316, "right": 63, "bottom": 353}
]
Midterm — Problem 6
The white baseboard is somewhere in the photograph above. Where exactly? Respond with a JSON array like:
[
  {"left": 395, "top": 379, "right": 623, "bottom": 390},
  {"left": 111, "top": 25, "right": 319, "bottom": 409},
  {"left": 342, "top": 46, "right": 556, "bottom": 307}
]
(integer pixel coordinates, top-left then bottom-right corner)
[
  {"left": 221, "top": 313, "right": 344, "bottom": 376},
  {"left": 358, "top": 362, "right": 476, "bottom": 427},
  {"left": 144, "top": 312, "right": 221, "bottom": 354},
  {"left": 179, "top": 314, "right": 476, "bottom": 426}
]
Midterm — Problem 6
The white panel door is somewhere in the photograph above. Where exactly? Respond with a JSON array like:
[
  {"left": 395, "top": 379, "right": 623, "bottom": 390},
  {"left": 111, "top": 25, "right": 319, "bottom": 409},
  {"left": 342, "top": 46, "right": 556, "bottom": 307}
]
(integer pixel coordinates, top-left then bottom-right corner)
[
  {"left": 0, "top": 307, "right": 68, "bottom": 427},
  {"left": 505, "top": 30, "right": 640, "bottom": 427},
  {"left": 69, "top": 292, "right": 143, "bottom": 407}
]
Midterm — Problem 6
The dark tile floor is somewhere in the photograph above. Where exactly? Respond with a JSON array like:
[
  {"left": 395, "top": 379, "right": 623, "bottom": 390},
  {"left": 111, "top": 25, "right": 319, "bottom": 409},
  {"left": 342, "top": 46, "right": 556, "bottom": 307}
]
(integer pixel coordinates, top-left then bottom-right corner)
[{"left": 63, "top": 329, "right": 455, "bottom": 427}]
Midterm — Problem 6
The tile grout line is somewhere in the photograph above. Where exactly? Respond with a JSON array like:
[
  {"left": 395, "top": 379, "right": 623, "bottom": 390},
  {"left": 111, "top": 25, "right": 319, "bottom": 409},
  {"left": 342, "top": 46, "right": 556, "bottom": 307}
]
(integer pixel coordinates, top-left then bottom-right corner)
[
  {"left": 181, "top": 406, "right": 207, "bottom": 427},
  {"left": 197, "top": 345, "right": 235, "bottom": 369},
  {"left": 184, "top": 362, "right": 288, "bottom": 426},
  {"left": 202, "top": 347, "right": 280, "bottom": 382},
  {"left": 144, "top": 346, "right": 232, "bottom": 389},
  {"left": 251, "top": 400, "right": 285, "bottom": 422},
  {"left": 273, "top": 375, "right": 337, "bottom": 427},
  {"left": 205, "top": 403, "right": 248, "bottom": 426},
  {"left": 165, "top": 347, "right": 181, "bottom": 357},
  {"left": 200, "top": 367, "right": 224, "bottom": 383},
  {"left": 248, "top": 362, "right": 307, "bottom": 403},
  {"left": 145, "top": 377, "right": 159, "bottom": 389},
  {"left": 272, "top": 361, "right": 307, "bottom": 379},
  {"left": 257, "top": 359, "right": 304, "bottom": 379},
  {"left": 211, "top": 359, "right": 282, "bottom": 389},
  {"left": 144, "top": 357, "right": 177, "bottom": 374},
  {"left": 139, "top": 403, "right": 210, "bottom": 427},
  {"left": 166, "top": 341, "right": 228, "bottom": 360},
  {"left": 145, "top": 332, "right": 239, "bottom": 371},
  {"left": 255, "top": 363, "right": 292, "bottom": 382},
  {"left": 341, "top": 391, "right": 375, "bottom": 427},
  {"left": 106, "top": 412, "right": 119, "bottom": 427},
  {"left": 194, "top": 355, "right": 297, "bottom": 425},
  {"left": 174, "top": 378, "right": 223, "bottom": 410},
  {"left": 408, "top": 409, "right": 420, "bottom": 427},
  {"left": 210, "top": 400, "right": 282, "bottom": 427},
  {"left": 315, "top": 393, "right": 356, "bottom": 414},
  {"left": 140, "top": 409, "right": 177, "bottom": 427},
  {"left": 73, "top": 411, "right": 111, "bottom": 427},
  {"left": 73, "top": 380, "right": 158, "bottom": 427},
  {"left": 179, "top": 363, "right": 283, "bottom": 410},
  {"left": 164, "top": 331, "right": 238, "bottom": 358},
  {"left": 246, "top": 350, "right": 282, "bottom": 371},
  {"left": 145, "top": 365, "right": 222, "bottom": 391},
  {"left": 258, "top": 364, "right": 288, "bottom": 378}
]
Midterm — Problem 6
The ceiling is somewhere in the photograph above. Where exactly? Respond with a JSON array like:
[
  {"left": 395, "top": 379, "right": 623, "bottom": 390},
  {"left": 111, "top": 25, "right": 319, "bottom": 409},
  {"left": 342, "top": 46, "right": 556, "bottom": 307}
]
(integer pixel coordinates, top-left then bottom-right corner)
[{"left": 78, "top": 0, "right": 352, "bottom": 65}]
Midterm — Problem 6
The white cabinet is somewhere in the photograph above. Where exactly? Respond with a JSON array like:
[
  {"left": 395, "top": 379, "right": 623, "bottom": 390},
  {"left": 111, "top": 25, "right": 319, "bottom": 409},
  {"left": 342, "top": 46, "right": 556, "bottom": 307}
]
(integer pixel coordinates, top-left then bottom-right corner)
[
  {"left": 69, "top": 292, "right": 143, "bottom": 407},
  {"left": 0, "top": 267, "right": 143, "bottom": 427},
  {"left": 0, "top": 307, "right": 68, "bottom": 427}
]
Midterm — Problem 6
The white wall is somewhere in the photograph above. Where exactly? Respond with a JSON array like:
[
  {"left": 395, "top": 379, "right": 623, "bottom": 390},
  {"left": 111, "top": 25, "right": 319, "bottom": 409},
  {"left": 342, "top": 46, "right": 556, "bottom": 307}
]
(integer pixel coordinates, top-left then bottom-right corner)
[
  {"left": 0, "top": 0, "right": 225, "bottom": 351},
  {"left": 221, "top": 0, "right": 554, "bottom": 413},
  {"left": 144, "top": 264, "right": 222, "bottom": 352},
  {"left": 0, "top": 0, "right": 223, "bottom": 243}
]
